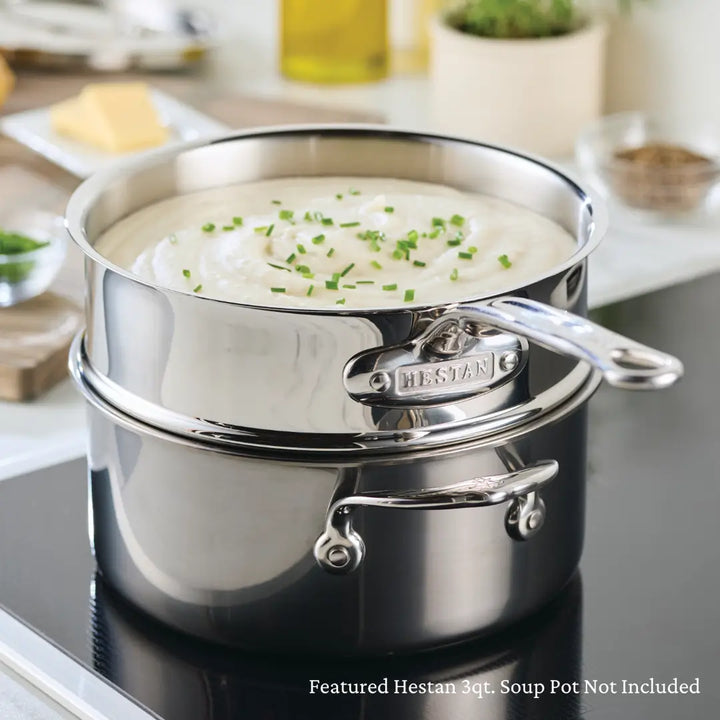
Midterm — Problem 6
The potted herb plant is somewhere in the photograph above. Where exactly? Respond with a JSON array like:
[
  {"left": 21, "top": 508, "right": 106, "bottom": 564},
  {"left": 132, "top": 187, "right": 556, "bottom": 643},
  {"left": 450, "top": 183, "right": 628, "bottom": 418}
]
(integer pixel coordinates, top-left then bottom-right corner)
[{"left": 429, "top": 0, "right": 607, "bottom": 156}]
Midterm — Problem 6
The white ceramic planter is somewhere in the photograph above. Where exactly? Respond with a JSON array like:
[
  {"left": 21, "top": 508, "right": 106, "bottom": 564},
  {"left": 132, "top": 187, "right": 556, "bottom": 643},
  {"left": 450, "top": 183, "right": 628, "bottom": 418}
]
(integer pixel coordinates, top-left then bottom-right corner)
[{"left": 429, "top": 16, "right": 607, "bottom": 157}]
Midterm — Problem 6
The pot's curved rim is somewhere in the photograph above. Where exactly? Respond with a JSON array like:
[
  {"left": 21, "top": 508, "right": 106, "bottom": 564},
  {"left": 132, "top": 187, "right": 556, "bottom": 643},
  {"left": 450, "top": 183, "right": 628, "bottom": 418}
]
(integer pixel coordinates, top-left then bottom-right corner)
[{"left": 65, "top": 124, "right": 608, "bottom": 317}]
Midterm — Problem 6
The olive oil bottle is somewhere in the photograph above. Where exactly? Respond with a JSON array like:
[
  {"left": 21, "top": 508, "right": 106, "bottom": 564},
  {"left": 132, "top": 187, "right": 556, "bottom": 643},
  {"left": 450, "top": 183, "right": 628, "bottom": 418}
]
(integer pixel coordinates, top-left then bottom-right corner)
[{"left": 281, "top": 0, "right": 388, "bottom": 83}]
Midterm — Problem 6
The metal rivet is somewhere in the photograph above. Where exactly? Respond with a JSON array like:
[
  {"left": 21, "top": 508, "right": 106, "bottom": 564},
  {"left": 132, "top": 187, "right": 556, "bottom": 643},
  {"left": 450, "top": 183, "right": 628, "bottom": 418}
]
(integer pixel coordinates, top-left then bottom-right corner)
[
  {"left": 369, "top": 372, "right": 391, "bottom": 392},
  {"left": 527, "top": 510, "right": 544, "bottom": 531},
  {"left": 327, "top": 546, "right": 351, "bottom": 568},
  {"left": 499, "top": 351, "right": 519, "bottom": 372}
]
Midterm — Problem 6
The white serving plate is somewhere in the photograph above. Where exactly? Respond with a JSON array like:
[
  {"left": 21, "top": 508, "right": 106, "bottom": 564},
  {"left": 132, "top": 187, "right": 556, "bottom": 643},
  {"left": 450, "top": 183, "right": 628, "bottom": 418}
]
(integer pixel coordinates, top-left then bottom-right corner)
[{"left": 0, "top": 89, "right": 230, "bottom": 179}]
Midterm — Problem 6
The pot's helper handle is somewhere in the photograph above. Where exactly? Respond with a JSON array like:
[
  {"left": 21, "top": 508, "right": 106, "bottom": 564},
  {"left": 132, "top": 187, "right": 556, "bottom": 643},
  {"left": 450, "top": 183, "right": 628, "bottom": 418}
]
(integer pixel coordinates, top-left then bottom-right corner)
[{"left": 314, "top": 459, "right": 558, "bottom": 574}]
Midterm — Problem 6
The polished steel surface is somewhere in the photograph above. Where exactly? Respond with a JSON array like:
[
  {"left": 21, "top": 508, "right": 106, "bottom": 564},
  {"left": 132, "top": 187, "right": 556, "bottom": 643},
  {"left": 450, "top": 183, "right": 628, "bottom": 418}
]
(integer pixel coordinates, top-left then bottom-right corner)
[
  {"left": 313, "top": 460, "right": 558, "bottom": 573},
  {"left": 75, "top": 362, "right": 591, "bottom": 653},
  {"left": 66, "top": 126, "right": 610, "bottom": 437}
]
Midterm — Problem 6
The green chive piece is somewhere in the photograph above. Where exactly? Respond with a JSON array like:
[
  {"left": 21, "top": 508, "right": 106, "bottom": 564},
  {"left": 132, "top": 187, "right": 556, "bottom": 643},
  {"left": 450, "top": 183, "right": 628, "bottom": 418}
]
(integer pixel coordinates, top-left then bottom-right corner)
[
  {"left": 312, "top": 234, "right": 325, "bottom": 245},
  {"left": 182, "top": 269, "right": 191, "bottom": 278},
  {"left": 498, "top": 254, "right": 513, "bottom": 269},
  {"left": 232, "top": 216, "right": 243, "bottom": 226},
  {"left": 413, "top": 260, "right": 426, "bottom": 267},
  {"left": 349, "top": 188, "right": 361, "bottom": 195},
  {"left": 384, "top": 206, "right": 394, "bottom": 213},
  {"left": 302, "top": 272, "right": 315, "bottom": 279},
  {"left": 326, "top": 248, "right": 335, "bottom": 258},
  {"left": 432, "top": 217, "right": 445, "bottom": 227},
  {"left": 193, "top": 284, "right": 203, "bottom": 293},
  {"left": 297, "top": 244, "right": 307, "bottom": 254},
  {"left": 321, "top": 217, "right": 334, "bottom": 226},
  {"left": 370, "top": 242, "right": 381, "bottom": 253},
  {"left": 468, "top": 246, "right": 478, "bottom": 254},
  {"left": 202, "top": 223, "right": 215, "bottom": 232},
  {"left": 304, "top": 211, "right": 313, "bottom": 222},
  {"left": 313, "top": 211, "right": 324, "bottom": 222},
  {"left": 286, "top": 252, "right": 296, "bottom": 264},
  {"left": 279, "top": 209, "right": 294, "bottom": 221},
  {"left": 270, "top": 287, "right": 286, "bottom": 293},
  {"left": 268, "top": 262, "right": 291, "bottom": 272},
  {"left": 307, "top": 284, "right": 314, "bottom": 296},
  {"left": 325, "top": 280, "right": 339, "bottom": 290},
  {"left": 336, "top": 298, "right": 346, "bottom": 305},
  {"left": 407, "top": 230, "right": 418, "bottom": 243},
  {"left": 450, "top": 214, "right": 465, "bottom": 227},
  {"left": 332, "top": 272, "right": 341, "bottom": 282},
  {"left": 168, "top": 233, "right": 178, "bottom": 244},
  {"left": 371, "top": 260, "right": 382, "bottom": 270},
  {"left": 392, "top": 249, "right": 404, "bottom": 260},
  {"left": 450, "top": 268, "right": 459, "bottom": 281},
  {"left": 272, "top": 200, "right": 282, "bottom": 205},
  {"left": 222, "top": 225, "right": 234, "bottom": 231},
  {"left": 336, "top": 193, "right": 343, "bottom": 200},
  {"left": 340, "top": 221, "right": 360, "bottom": 228},
  {"left": 458, "top": 251, "right": 473, "bottom": 260},
  {"left": 265, "top": 224, "right": 275, "bottom": 236},
  {"left": 356, "top": 280, "right": 375, "bottom": 285},
  {"left": 404, "top": 289, "right": 415, "bottom": 302},
  {"left": 296, "top": 264, "right": 311, "bottom": 274},
  {"left": 340, "top": 263, "right": 355, "bottom": 277},
  {"left": 428, "top": 229, "right": 441, "bottom": 239},
  {"left": 447, "top": 238, "right": 462, "bottom": 247},
  {"left": 382, "top": 283, "right": 398, "bottom": 291},
  {"left": 254, "top": 226, "right": 268, "bottom": 233},
  {"left": 343, "top": 284, "right": 356, "bottom": 289}
]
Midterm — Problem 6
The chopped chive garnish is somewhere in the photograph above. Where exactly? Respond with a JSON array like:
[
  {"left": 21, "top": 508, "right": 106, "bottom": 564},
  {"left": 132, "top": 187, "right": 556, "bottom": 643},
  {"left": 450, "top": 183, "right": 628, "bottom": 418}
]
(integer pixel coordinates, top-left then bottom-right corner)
[
  {"left": 447, "top": 238, "right": 462, "bottom": 247},
  {"left": 392, "top": 249, "right": 404, "bottom": 260},
  {"left": 458, "top": 251, "right": 473, "bottom": 260},
  {"left": 384, "top": 206, "right": 394, "bottom": 213},
  {"left": 349, "top": 188, "right": 361, "bottom": 195},
  {"left": 450, "top": 214, "right": 465, "bottom": 227},
  {"left": 432, "top": 217, "right": 445, "bottom": 227},
  {"left": 371, "top": 260, "right": 382, "bottom": 270},
  {"left": 202, "top": 223, "right": 215, "bottom": 232},
  {"left": 382, "top": 283, "right": 398, "bottom": 291},
  {"left": 279, "top": 209, "right": 294, "bottom": 221},
  {"left": 450, "top": 268, "right": 459, "bottom": 281},
  {"left": 222, "top": 225, "right": 234, "bottom": 231},
  {"left": 168, "top": 233, "right": 178, "bottom": 244},
  {"left": 271, "top": 287, "right": 286, "bottom": 293},
  {"left": 325, "top": 280, "right": 339, "bottom": 290},
  {"left": 357, "top": 280, "right": 375, "bottom": 284},
  {"left": 297, "top": 244, "right": 307, "bottom": 254},
  {"left": 313, "top": 211, "right": 324, "bottom": 222},
  {"left": 343, "top": 284, "right": 356, "bottom": 289},
  {"left": 332, "top": 272, "right": 341, "bottom": 282},
  {"left": 312, "top": 234, "right": 325, "bottom": 245},
  {"left": 413, "top": 260, "right": 426, "bottom": 267},
  {"left": 307, "top": 284, "right": 314, "bottom": 296},
  {"left": 304, "top": 211, "right": 313, "bottom": 222},
  {"left": 265, "top": 224, "right": 275, "bottom": 236},
  {"left": 336, "top": 298, "right": 346, "bottom": 305},
  {"left": 468, "top": 246, "right": 478, "bottom": 254},
  {"left": 498, "top": 254, "right": 513, "bottom": 269},
  {"left": 268, "top": 263, "right": 291, "bottom": 272},
  {"left": 340, "top": 263, "right": 355, "bottom": 277},
  {"left": 302, "top": 272, "right": 315, "bottom": 279},
  {"left": 296, "top": 265, "right": 311, "bottom": 274},
  {"left": 254, "top": 226, "right": 268, "bottom": 233},
  {"left": 286, "top": 252, "right": 296, "bottom": 264},
  {"left": 404, "top": 289, "right": 415, "bottom": 302},
  {"left": 405, "top": 238, "right": 417, "bottom": 249},
  {"left": 233, "top": 216, "right": 243, "bottom": 226},
  {"left": 271, "top": 200, "right": 282, "bottom": 205},
  {"left": 428, "top": 229, "right": 441, "bottom": 239},
  {"left": 336, "top": 193, "right": 343, "bottom": 200},
  {"left": 327, "top": 248, "right": 335, "bottom": 257},
  {"left": 340, "top": 221, "right": 360, "bottom": 228},
  {"left": 407, "top": 229, "right": 418, "bottom": 243},
  {"left": 321, "top": 217, "right": 334, "bottom": 226},
  {"left": 182, "top": 269, "right": 191, "bottom": 278},
  {"left": 370, "top": 241, "right": 381, "bottom": 252},
  {"left": 193, "top": 284, "right": 203, "bottom": 293}
]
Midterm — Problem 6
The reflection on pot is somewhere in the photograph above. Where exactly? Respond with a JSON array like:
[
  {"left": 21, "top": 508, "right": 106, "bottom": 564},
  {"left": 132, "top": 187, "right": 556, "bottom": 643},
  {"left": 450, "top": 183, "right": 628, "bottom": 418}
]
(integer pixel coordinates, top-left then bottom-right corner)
[{"left": 90, "top": 573, "right": 583, "bottom": 720}]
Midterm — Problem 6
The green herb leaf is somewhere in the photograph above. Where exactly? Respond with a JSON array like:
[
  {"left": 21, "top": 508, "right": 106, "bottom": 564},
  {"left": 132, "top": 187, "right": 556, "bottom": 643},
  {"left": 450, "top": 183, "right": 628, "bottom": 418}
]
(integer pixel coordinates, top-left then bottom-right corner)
[
  {"left": 202, "top": 222, "right": 215, "bottom": 232},
  {"left": 404, "top": 289, "right": 415, "bottom": 302},
  {"left": 384, "top": 206, "right": 394, "bottom": 213},
  {"left": 321, "top": 217, "right": 334, "bottom": 226},
  {"left": 268, "top": 262, "right": 291, "bottom": 272},
  {"left": 271, "top": 287, "right": 286, "bottom": 293},
  {"left": 447, "top": 238, "right": 462, "bottom": 247},
  {"left": 356, "top": 280, "right": 375, "bottom": 284},
  {"left": 312, "top": 234, "right": 325, "bottom": 245},
  {"left": 285, "top": 252, "right": 296, "bottom": 264},
  {"left": 468, "top": 246, "right": 478, "bottom": 253},
  {"left": 271, "top": 200, "right": 282, "bottom": 205},
  {"left": 336, "top": 193, "right": 343, "bottom": 200},
  {"left": 182, "top": 269, "right": 191, "bottom": 278},
  {"left": 432, "top": 217, "right": 445, "bottom": 228},
  {"left": 296, "top": 264, "right": 312, "bottom": 274},
  {"left": 458, "top": 251, "right": 473, "bottom": 260},
  {"left": 325, "top": 280, "right": 339, "bottom": 290},
  {"left": 407, "top": 229, "right": 419, "bottom": 243},
  {"left": 340, "top": 221, "right": 361, "bottom": 228},
  {"left": 254, "top": 226, "right": 268, "bottom": 234},
  {"left": 450, "top": 268, "right": 459, "bottom": 281},
  {"left": 382, "top": 283, "right": 398, "bottom": 291},
  {"left": 340, "top": 263, "right": 355, "bottom": 277},
  {"left": 326, "top": 248, "right": 335, "bottom": 257},
  {"left": 233, "top": 216, "right": 243, "bottom": 226},
  {"left": 342, "top": 284, "right": 356, "bottom": 289},
  {"left": 193, "top": 284, "right": 203, "bottom": 293},
  {"left": 279, "top": 209, "right": 294, "bottom": 221},
  {"left": 371, "top": 260, "right": 382, "bottom": 270},
  {"left": 307, "top": 284, "right": 314, "bottom": 296},
  {"left": 349, "top": 188, "right": 361, "bottom": 195},
  {"left": 265, "top": 224, "right": 275, "bottom": 236},
  {"left": 336, "top": 298, "right": 346, "bottom": 305},
  {"left": 413, "top": 260, "right": 426, "bottom": 267},
  {"left": 297, "top": 244, "right": 307, "bottom": 254},
  {"left": 222, "top": 225, "right": 235, "bottom": 231},
  {"left": 498, "top": 254, "right": 513, "bottom": 268},
  {"left": 450, "top": 214, "right": 465, "bottom": 227}
]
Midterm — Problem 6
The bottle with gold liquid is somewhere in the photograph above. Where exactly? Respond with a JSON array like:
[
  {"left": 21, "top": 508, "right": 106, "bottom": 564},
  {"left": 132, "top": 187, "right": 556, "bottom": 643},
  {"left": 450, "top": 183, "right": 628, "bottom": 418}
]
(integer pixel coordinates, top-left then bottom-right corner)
[{"left": 281, "top": 0, "right": 388, "bottom": 83}]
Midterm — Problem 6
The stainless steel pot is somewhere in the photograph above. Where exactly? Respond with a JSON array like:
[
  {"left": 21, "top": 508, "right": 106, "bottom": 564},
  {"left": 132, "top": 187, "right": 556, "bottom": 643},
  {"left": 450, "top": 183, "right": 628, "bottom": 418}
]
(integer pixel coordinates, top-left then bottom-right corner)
[
  {"left": 65, "top": 126, "right": 683, "bottom": 447},
  {"left": 71, "top": 334, "right": 598, "bottom": 654}
]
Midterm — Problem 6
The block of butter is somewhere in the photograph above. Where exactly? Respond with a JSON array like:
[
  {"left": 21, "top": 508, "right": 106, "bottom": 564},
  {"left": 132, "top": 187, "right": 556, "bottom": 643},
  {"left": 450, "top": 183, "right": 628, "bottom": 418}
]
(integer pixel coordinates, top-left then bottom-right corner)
[
  {"left": 50, "top": 82, "right": 169, "bottom": 153},
  {"left": 0, "top": 55, "right": 16, "bottom": 110}
]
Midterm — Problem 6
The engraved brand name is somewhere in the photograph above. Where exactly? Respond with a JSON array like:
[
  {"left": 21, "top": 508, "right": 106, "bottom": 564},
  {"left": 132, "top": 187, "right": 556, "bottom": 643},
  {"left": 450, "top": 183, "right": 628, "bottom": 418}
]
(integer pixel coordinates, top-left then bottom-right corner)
[{"left": 395, "top": 353, "right": 494, "bottom": 394}]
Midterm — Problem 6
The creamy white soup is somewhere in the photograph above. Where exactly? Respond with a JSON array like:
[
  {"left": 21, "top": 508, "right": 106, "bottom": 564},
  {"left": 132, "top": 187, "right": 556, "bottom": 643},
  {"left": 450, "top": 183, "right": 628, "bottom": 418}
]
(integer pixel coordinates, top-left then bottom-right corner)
[{"left": 96, "top": 177, "right": 576, "bottom": 309}]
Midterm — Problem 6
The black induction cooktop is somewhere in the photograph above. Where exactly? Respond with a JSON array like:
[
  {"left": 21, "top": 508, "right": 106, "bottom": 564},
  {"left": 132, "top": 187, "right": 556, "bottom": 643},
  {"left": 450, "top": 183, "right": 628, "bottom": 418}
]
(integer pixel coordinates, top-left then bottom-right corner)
[{"left": 1, "top": 274, "right": 719, "bottom": 720}]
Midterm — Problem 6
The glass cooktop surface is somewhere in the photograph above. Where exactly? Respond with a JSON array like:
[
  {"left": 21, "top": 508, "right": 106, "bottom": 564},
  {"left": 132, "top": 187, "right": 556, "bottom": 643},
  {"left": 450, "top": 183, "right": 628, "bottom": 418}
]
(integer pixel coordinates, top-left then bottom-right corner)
[{"left": 0, "top": 276, "right": 718, "bottom": 720}]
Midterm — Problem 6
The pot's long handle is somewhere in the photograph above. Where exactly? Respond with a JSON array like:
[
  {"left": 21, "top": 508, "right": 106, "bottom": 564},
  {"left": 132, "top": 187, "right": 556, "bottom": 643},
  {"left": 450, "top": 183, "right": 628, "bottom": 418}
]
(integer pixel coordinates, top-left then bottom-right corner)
[
  {"left": 477, "top": 298, "right": 683, "bottom": 391},
  {"left": 313, "top": 459, "right": 558, "bottom": 574}
]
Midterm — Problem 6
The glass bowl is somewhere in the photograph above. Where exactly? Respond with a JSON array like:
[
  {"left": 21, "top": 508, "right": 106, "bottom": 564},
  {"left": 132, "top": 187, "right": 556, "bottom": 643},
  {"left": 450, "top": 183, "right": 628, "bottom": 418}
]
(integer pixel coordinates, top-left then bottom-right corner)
[
  {"left": 576, "top": 113, "right": 720, "bottom": 221},
  {"left": 0, "top": 211, "right": 67, "bottom": 307}
]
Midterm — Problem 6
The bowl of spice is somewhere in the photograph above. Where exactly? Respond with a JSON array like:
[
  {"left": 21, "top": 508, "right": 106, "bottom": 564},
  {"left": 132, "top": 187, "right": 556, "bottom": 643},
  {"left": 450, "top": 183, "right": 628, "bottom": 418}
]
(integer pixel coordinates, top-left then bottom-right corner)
[
  {"left": 0, "top": 211, "right": 66, "bottom": 307},
  {"left": 576, "top": 113, "right": 720, "bottom": 218}
]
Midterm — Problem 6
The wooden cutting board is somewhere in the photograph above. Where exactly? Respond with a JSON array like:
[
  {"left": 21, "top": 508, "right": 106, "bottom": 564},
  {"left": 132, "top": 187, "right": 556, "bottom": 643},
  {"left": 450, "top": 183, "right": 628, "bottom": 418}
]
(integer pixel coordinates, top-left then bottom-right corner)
[{"left": 0, "top": 71, "right": 382, "bottom": 401}]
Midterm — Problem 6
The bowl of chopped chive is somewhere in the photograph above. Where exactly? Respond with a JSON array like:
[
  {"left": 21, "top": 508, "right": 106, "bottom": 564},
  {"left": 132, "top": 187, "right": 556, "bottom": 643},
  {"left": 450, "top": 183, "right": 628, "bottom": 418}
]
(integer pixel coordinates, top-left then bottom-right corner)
[{"left": 0, "top": 211, "right": 66, "bottom": 307}]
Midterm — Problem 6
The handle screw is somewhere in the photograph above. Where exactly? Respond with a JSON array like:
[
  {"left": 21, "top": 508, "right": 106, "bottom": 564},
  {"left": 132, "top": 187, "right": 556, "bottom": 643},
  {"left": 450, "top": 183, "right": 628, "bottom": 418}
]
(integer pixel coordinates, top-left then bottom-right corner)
[
  {"left": 327, "top": 546, "right": 351, "bottom": 568},
  {"left": 527, "top": 509, "right": 544, "bottom": 531},
  {"left": 499, "top": 351, "right": 520, "bottom": 372},
  {"left": 369, "top": 372, "right": 391, "bottom": 392}
]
